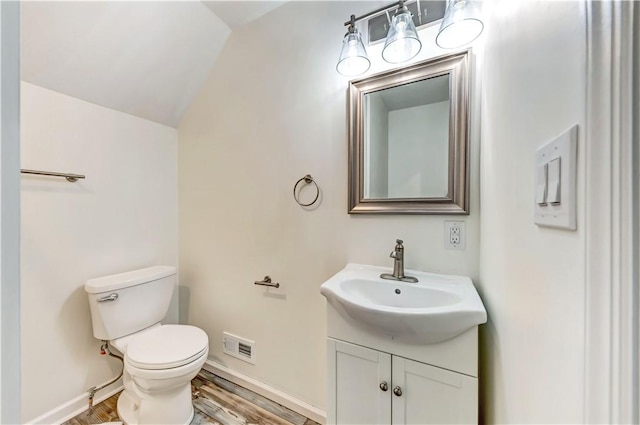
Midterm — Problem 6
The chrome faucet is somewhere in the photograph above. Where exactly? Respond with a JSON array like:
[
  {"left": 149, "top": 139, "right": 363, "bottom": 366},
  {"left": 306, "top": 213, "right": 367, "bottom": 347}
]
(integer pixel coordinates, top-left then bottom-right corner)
[{"left": 380, "top": 239, "right": 418, "bottom": 283}]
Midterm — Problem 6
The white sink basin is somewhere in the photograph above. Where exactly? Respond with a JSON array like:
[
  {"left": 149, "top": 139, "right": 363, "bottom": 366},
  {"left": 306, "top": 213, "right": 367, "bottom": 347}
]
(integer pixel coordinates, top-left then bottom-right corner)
[{"left": 320, "top": 263, "right": 487, "bottom": 344}]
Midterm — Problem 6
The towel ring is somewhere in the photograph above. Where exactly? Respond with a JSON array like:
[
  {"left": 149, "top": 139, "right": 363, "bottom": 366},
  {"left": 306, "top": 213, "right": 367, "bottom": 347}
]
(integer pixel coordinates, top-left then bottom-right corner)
[{"left": 293, "top": 174, "right": 320, "bottom": 207}]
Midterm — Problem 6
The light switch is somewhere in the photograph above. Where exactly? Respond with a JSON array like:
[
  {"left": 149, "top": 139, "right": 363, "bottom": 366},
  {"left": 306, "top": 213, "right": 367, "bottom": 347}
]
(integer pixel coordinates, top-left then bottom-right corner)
[
  {"left": 546, "top": 157, "right": 561, "bottom": 204},
  {"left": 534, "top": 126, "right": 577, "bottom": 230},
  {"left": 536, "top": 163, "right": 548, "bottom": 205}
]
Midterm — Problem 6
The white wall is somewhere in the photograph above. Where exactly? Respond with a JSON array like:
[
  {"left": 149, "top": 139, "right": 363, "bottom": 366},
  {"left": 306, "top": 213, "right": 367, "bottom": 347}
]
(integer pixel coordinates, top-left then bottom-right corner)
[
  {"left": 1, "top": 2, "right": 22, "bottom": 422},
  {"left": 20, "top": 82, "right": 178, "bottom": 422},
  {"left": 179, "top": 1, "right": 480, "bottom": 411},
  {"left": 388, "top": 101, "right": 449, "bottom": 198},
  {"left": 478, "top": 0, "right": 586, "bottom": 423}
]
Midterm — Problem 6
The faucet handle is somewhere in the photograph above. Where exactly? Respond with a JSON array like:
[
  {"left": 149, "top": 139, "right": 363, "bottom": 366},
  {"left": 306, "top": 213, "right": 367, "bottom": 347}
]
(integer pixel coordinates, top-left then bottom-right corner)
[{"left": 395, "top": 239, "right": 403, "bottom": 246}]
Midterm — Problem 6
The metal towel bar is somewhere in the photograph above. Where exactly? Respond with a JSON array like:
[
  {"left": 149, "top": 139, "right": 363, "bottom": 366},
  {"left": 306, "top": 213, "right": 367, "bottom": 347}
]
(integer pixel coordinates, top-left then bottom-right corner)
[{"left": 21, "top": 169, "right": 86, "bottom": 182}]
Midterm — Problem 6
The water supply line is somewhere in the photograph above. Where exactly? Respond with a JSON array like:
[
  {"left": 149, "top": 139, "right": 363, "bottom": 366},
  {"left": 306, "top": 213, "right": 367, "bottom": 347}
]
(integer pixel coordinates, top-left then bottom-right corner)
[{"left": 87, "top": 340, "right": 124, "bottom": 415}]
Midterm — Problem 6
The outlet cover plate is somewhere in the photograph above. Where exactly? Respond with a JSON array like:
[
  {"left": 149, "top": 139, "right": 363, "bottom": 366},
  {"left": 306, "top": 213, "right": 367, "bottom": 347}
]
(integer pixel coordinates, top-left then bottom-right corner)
[{"left": 444, "top": 221, "right": 466, "bottom": 250}]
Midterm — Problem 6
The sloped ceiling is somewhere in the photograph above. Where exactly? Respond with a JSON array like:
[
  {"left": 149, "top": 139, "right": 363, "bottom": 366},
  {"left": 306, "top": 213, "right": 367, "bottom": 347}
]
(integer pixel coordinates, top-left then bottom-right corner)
[
  {"left": 203, "top": 1, "right": 286, "bottom": 29},
  {"left": 21, "top": 1, "right": 284, "bottom": 128}
]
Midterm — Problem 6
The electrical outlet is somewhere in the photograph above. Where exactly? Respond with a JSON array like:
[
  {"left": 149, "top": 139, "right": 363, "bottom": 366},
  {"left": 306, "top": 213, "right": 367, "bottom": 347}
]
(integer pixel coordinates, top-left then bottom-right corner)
[{"left": 444, "top": 221, "right": 466, "bottom": 250}]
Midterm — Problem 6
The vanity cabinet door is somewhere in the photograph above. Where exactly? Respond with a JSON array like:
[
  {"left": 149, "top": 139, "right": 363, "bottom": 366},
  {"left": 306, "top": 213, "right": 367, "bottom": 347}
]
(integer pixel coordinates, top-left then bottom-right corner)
[
  {"left": 391, "top": 356, "right": 478, "bottom": 424},
  {"left": 327, "top": 339, "right": 392, "bottom": 425}
]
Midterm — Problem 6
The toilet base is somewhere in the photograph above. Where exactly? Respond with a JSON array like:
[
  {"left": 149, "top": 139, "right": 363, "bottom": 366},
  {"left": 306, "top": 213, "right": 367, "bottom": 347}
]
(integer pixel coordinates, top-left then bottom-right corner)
[{"left": 117, "top": 382, "right": 195, "bottom": 425}]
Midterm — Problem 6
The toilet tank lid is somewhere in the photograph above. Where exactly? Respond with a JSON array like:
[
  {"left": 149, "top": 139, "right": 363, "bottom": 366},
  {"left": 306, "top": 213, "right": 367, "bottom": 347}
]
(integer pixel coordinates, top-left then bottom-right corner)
[{"left": 85, "top": 266, "right": 176, "bottom": 294}]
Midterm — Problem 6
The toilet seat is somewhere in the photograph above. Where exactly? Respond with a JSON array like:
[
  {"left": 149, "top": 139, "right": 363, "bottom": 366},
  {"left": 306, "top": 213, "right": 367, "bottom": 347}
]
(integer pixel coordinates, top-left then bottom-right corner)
[{"left": 125, "top": 325, "right": 208, "bottom": 370}]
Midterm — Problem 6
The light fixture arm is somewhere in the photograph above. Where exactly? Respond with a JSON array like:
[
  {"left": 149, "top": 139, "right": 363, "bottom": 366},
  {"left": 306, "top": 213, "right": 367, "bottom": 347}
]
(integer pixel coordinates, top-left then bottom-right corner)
[
  {"left": 396, "top": 0, "right": 409, "bottom": 14},
  {"left": 346, "top": 14, "right": 356, "bottom": 34},
  {"left": 342, "top": 0, "right": 407, "bottom": 26}
]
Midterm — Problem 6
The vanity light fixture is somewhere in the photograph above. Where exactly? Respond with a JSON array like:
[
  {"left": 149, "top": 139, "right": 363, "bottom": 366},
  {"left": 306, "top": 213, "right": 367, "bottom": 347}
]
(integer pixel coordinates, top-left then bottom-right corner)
[
  {"left": 336, "top": 0, "right": 423, "bottom": 77},
  {"left": 382, "top": 0, "right": 422, "bottom": 64},
  {"left": 436, "top": 0, "right": 484, "bottom": 49},
  {"left": 336, "top": 15, "right": 371, "bottom": 77}
]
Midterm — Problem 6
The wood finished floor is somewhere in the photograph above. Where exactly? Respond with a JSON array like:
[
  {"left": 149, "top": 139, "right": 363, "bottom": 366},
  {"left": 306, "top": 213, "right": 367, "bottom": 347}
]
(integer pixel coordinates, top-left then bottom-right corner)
[{"left": 63, "top": 369, "right": 320, "bottom": 425}]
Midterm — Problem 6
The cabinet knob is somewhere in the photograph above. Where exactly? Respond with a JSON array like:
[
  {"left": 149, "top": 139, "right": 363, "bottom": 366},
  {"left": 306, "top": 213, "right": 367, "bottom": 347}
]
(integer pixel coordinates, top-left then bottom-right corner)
[
  {"left": 379, "top": 381, "right": 388, "bottom": 391},
  {"left": 393, "top": 386, "right": 403, "bottom": 397}
]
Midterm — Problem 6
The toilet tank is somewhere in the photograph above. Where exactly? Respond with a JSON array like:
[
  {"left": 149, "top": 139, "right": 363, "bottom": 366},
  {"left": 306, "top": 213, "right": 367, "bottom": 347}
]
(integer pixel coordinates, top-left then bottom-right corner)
[{"left": 85, "top": 266, "right": 176, "bottom": 341}]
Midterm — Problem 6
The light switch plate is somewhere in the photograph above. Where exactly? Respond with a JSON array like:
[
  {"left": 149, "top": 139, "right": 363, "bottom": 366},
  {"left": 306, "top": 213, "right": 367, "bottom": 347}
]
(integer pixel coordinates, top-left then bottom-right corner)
[{"left": 534, "top": 125, "right": 578, "bottom": 230}]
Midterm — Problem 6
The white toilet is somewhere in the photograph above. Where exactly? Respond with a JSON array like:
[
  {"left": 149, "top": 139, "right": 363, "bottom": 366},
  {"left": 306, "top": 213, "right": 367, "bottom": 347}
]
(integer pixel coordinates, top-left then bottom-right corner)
[{"left": 85, "top": 266, "right": 209, "bottom": 425}]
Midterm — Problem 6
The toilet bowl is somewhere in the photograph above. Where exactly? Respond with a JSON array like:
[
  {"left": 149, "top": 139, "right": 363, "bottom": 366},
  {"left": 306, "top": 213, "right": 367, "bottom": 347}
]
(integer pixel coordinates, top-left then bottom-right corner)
[
  {"left": 111, "top": 324, "right": 209, "bottom": 425},
  {"left": 85, "top": 266, "right": 209, "bottom": 425}
]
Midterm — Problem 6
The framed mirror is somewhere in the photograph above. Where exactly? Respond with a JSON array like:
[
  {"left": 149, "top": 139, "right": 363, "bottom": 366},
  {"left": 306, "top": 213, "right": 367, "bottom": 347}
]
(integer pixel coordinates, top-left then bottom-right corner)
[{"left": 348, "top": 50, "right": 470, "bottom": 214}]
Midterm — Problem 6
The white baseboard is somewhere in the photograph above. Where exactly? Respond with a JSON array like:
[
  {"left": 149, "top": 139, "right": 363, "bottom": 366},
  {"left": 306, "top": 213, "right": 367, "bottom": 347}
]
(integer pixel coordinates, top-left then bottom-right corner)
[
  {"left": 27, "top": 363, "right": 326, "bottom": 425},
  {"left": 26, "top": 378, "right": 123, "bottom": 425},
  {"left": 203, "top": 360, "right": 326, "bottom": 424}
]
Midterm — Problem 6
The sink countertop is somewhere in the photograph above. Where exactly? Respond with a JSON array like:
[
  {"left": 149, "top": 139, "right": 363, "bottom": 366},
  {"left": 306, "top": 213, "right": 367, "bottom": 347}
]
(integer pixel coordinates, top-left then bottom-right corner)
[{"left": 320, "top": 263, "right": 487, "bottom": 345}]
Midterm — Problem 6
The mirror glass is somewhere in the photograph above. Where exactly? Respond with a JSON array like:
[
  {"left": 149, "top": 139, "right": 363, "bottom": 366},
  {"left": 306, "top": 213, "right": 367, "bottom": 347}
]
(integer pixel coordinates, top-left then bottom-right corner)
[
  {"left": 348, "top": 51, "right": 470, "bottom": 214},
  {"left": 363, "top": 74, "right": 450, "bottom": 199}
]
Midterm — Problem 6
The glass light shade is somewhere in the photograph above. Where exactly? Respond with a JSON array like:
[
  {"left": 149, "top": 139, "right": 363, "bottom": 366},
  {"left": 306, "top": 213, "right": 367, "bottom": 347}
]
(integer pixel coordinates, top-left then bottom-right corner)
[
  {"left": 436, "top": 0, "right": 484, "bottom": 49},
  {"left": 336, "top": 29, "right": 371, "bottom": 77},
  {"left": 382, "top": 10, "right": 422, "bottom": 64}
]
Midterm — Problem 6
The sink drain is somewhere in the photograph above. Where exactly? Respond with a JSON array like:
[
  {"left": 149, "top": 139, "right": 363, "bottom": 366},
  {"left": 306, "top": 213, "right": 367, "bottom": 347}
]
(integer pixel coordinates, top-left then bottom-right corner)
[{"left": 395, "top": 289, "right": 401, "bottom": 294}]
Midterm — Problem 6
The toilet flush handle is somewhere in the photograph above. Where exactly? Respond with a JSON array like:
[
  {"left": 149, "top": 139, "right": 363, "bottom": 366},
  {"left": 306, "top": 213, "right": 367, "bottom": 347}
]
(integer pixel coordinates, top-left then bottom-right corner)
[{"left": 97, "top": 293, "right": 119, "bottom": 303}]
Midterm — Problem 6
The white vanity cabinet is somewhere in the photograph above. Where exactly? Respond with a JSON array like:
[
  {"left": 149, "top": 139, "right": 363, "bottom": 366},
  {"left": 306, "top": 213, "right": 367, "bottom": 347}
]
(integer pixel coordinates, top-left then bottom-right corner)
[
  {"left": 327, "top": 339, "right": 478, "bottom": 425},
  {"left": 390, "top": 353, "right": 477, "bottom": 424},
  {"left": 320, "top": 264, "right": 486, "bottom": 425},
  {"left": 327, "top": 339, "right": 391, "bottom": 424}
]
